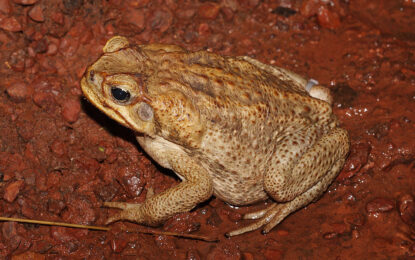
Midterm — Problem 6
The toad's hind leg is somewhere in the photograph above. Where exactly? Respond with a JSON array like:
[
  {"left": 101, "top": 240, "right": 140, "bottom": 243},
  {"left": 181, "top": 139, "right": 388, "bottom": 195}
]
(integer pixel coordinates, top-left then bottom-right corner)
[
  {"left": 226, "top": 127, "right": 349, "bottom": 237},
  {"left": 226, "top": 158, "right": 345, "bottom": 237}
]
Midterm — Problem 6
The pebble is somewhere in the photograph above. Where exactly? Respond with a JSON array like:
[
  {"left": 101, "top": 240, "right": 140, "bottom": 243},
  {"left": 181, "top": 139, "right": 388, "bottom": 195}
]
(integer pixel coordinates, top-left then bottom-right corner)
[
  {"left": 50, "top": 11, "right": 64, "bottom": 25},
  {"left": 50, "top": 226, "right": 75, "bottom": 243},
  {"left": 317, "top": 6, "right": 341, "bottom": 29},
  {"left": 242, "top": 252, "right": 254, "bottom": 260},
  {"left": 47, "top": 198, "right": 66, "bottom": 214},
  {"left": 123, "top": 8, "right": 145, "bottom": 32},
  {"left": 6, "top": 82, "right": 32, "bottom": 102},
  {"left": 12, "top": 0, "right": 38, "bottom": 5},
  {"left": 337, "top": 141, "right": 371, "bottom": 181},
  {"left": 46, "top": 43, "right": 58, "bottom": 56},
  {"left": 154, "top": 235, "right": 176, "bottom": 251},
  {"left": 8, "top": 252, "right": 46, "bottom": 260},
  {"left": 323, "top": 232, "right": 338, "bottom": 239},
  {"left": 264, "top": 248, "right": 283, "bottom": 260},
  {"left": 128, "top": 0, "right": 150, "bottom": 8},
  {"left": 0, "top": 0, "right": 11, "bottom": 14},
  {"left": 300, "top": 0, "right": 321, "bottom": 17},
  {"left": 32, "top": 91, "right": 54, "bottom": 108},
  {"left": 3, "top": 180, "right": 25, "bottom": 202},
  {"left": 176, "top": 9, "right": 195, "bottom": 19},
  {"left": 397, "top": 194, "right": 415, "bottom": 226},
  {"left": 50, "top": 140, "right": 67, "bottom": 157},
  {"left": 110, "top": 236, "right": 128, "bottom": 253},
  {"left": 0, "top": 16, "right": 22, "bottom": 32},
  {"left": 198, "top": 2, "right": 221, "bottom": 20},
  {"left": 206, "top": 241, "right": 241, "bottom": 260},
  {"left": 149, "top": 9, "right": 173, "bottom": 33},
  {"left": 61, "top": 98, "right": 81, "bottom": 123},
  {"left": 227, "top": 210, "right": 242, "bottom": 222},
  {"left": 366, "top": 198, "right": 395, "bottom": 213},
  {"left": 198, "top": 23, "right": 210, "bottom": 36},
  {"left": 28, "top": 5, "right": 44, "bottom": 22},
  {"left": 344, "top": 213, "right": 365, "bottom": 227},
  {"left": 186, "top": 250, "right": 201, "bottom": 260},
  {"left": 18, "top": 197, "right": 35, "bottom": 218},
  {"left": 1, "top": 221, "right": 17, "bottom": 240}
]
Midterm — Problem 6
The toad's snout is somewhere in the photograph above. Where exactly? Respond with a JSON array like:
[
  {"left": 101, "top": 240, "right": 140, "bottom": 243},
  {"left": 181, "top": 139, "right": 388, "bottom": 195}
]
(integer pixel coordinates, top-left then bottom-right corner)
[{"left": 85, "top": 69, "right": 104, "bottom": 90}]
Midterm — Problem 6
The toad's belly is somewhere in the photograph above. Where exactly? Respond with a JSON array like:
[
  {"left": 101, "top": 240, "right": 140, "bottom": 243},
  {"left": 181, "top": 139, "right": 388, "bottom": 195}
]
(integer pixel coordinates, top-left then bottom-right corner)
[{"left": 211, "top": 174, "right": 268, "bottom": 206}]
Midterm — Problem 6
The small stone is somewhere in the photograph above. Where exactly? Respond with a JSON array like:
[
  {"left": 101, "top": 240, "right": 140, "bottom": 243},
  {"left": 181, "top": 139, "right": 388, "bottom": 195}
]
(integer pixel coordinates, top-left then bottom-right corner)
[
  {"left": 1, "top": 221, "right": 17, "bottom": 240},
  {"left": 8, "top": 49, "right": 26, "bottom": 71},
  {"left": 0, "top": 0, "right": 11, "bottom": 14},
  {"left": 47, "top": 199, "right": 66, "bottom": 214},
  {"left": 198, "top": 23, "right": 210, "bottom": 36},
  {"left": 337, "top": 141, "right": 370, "bottom": 181},
  {"left": 366, "top": 198, "right": 395, "bottom": 213},
  {"left": 28, "top": 5, "right": 44, "bottom": 22},
  {"left": 61, "top": 98, "right": 81, "bottom": 123},
  {"left": 264, "top": 248, "right": 283, "bottom": 260},
  {"left": 397, "top": 194, "right": 415, "bottom": 226},
  {"left": 221, "top": 7, "right": 234, "bottom": 21},
  {"left": 403, "top": 0, "right": 415, "bottom": 7},
  {"left": 276, "top": 229, "right": 289, "bottom": 236},
  {"left": 198, "top": 2, "right": 221, "bottom": 20},
  {"left": 228, "top": 210, "right": 242, "bottom": 222},
  {"left": 9, "top": 252, "right": 46, "bottom": 260},
  {"left": 0, "top": 16, "right": 22, "bottom": 32},
  {"left": 344, "top": 213, "right": 365, "bottom": 227},
  {"left": 242, "top": 252, "right": 255, "bottom": 260},
  {"left": 50, "top": 12, "right": 64, "bottom": 25},
  {"left": 123, "top": 8, "right": 145, "bottom": 32},
  {"left": 186, "top": 250, "right": 201, "bottom": 260},
  {"left": 149, "top": 9, "right": 173, "bottom": 33},
  {"left": 323, "top": 232, "right": 337, "bottom": 239},
  {"left": 50, "top": 226, "right": 75, "bottom": 243},
  {"left": 32, "top": 91, "right": 55, "bottom": 108},
  {"left": 154, "top": 235, "right": 176, "bottom": 251},
  {"left": 50, "top": 140, "right": 67, "bottom": 157},
  {"left": 6, "top": 82, "right": 32, "bottom": 102},
  {"left": 206, "top": 241, "right": 241, "bottom": 260},
  {"left": 206, "top": 210, "right": 222, "bottom": 226},
  {"left": 110, "top": 236, "right": 129, "bottom": 253},
  {"left": 317, "top": 5, "right": 341, "bottom": 29},
  {"left": 3, "top": 180, "right": 24, "bottom": 202},
  {"left": 177, "top": 9, "right": 195, "bottom": 19},
  {"left": 12, "top": 0, "right": 38, "bottom": 5},
  {"left": 128, "top": 0, "right": 150, "bottom": 8},
  {"left": 300, "top": 0, "right": 321, "bottom": 17}
]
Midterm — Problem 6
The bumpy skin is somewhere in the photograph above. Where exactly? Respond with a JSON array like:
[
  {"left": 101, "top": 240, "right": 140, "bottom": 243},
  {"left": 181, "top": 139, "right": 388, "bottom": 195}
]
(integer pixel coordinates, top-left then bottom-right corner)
[{"left": 81, "top": 36, "right": 350, "bottom": 236}]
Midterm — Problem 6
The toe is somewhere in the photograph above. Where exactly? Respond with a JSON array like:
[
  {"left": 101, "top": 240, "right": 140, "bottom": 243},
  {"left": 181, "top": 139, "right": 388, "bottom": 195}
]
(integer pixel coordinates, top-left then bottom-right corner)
[
  {"left": 226, "top": 217, "right": 270, "bottom": 237},
  {"left": 243, "top": 204, "right": 277, "bottom": 220}
]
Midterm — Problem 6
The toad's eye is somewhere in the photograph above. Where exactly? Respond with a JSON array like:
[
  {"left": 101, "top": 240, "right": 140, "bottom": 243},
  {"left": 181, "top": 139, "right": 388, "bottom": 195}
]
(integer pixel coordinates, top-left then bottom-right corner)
[{"left": 111, "top": 87, "right": 131, "bottom": 103}]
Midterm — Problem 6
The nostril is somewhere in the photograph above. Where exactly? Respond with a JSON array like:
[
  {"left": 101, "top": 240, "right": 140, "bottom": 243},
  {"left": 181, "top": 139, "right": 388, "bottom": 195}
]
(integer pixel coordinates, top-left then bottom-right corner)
[{"left": 89, "top": 70, "right": 95, "bottom": 81}]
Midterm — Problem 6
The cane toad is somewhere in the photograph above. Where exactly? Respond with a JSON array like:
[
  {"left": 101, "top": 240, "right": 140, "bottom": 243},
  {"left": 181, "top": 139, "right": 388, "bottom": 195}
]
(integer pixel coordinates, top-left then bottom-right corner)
[{"left": 81, "top": 36, "right": 349, "bottom": 236}]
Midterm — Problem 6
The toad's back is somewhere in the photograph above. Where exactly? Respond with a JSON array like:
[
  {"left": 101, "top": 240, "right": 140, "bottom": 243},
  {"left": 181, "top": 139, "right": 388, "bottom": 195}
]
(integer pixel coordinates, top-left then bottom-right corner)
[{"left": 142, "top": 48, "right": 336, "bottom": 205}]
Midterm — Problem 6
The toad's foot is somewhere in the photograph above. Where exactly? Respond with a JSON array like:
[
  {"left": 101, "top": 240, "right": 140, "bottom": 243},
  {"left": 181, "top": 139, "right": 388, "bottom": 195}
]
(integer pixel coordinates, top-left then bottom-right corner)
[
  {"left": 103, "top": 201, "right": 145, "bottom": 225},
  {"left": 225, "top": 202, "right": 291, "bottom": 237}
]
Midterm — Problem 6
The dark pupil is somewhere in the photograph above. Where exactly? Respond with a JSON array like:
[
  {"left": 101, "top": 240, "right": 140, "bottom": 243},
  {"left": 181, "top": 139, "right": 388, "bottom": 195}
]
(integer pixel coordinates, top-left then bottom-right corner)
[{"left": 111, "top": 87, "right": 130, "bottom": 102}]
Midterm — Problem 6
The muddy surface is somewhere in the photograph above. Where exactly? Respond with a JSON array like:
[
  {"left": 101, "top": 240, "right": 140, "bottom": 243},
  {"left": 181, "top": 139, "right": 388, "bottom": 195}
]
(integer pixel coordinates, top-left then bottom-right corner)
[{"left": 0, "top": 0, "right": 414, "bottom": 259}]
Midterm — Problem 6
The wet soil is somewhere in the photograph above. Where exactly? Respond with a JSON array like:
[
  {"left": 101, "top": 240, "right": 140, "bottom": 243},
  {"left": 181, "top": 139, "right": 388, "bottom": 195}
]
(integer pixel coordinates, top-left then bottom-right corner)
[{"left": 0, "top": 0, "right": 414, "bottom": 259}]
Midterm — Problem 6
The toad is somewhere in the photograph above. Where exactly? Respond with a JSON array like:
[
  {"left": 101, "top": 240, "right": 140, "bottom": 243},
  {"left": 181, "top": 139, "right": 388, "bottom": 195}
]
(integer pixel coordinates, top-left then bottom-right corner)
[{"left": 81, "top": 36, "right": 349, "bottom": 236}]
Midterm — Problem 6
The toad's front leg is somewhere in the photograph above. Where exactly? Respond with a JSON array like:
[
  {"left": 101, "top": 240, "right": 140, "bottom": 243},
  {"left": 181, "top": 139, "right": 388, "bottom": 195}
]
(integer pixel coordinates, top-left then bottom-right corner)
[{"left": 104, "top": 152, "right": 213, "bottom": 226}]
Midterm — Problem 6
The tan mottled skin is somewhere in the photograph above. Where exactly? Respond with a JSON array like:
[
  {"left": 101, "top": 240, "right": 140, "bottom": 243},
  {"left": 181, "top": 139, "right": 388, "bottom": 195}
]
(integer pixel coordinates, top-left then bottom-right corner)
[{"left": 81, "top": 36, "right": 350, "bottom": 236}]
